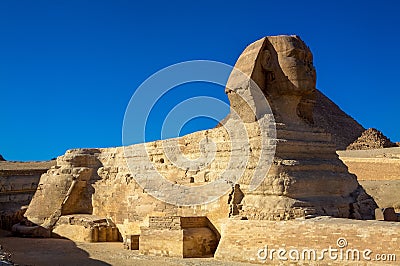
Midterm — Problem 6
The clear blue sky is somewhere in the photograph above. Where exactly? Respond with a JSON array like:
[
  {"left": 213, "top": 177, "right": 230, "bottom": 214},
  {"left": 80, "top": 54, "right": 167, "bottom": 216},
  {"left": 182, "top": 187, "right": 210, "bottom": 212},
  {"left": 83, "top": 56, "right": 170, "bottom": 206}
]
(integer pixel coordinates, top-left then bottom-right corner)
[{"left": 1, "top": 0, "right": 399, "bottom": 161}]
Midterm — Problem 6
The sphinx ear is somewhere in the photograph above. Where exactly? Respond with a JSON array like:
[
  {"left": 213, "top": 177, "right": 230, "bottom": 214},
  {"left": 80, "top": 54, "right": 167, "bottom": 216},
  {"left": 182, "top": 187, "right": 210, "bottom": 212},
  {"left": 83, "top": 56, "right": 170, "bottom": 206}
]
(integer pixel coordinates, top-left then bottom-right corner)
[
  {"left": 260, "top": 50, "right": 275, "bottom": 82},
  {"left": 260, "top": 50, "right": 272, "bottom": 71}
]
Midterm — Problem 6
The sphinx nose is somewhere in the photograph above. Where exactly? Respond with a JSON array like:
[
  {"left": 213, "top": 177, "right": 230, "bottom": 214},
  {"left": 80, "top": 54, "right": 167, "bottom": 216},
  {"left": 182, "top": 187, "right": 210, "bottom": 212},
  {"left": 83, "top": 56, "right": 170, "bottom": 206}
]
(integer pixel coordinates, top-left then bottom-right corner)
[{"left": 306, "top": 63, "right": 315, "bottom": 76}]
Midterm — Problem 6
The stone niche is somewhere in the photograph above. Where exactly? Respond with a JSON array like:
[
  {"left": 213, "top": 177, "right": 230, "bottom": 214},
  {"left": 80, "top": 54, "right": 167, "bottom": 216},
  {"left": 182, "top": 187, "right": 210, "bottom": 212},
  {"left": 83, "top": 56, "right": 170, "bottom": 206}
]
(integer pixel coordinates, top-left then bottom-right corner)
[{"left": 139, "top": 216, "right": 219, "bottom": 258}]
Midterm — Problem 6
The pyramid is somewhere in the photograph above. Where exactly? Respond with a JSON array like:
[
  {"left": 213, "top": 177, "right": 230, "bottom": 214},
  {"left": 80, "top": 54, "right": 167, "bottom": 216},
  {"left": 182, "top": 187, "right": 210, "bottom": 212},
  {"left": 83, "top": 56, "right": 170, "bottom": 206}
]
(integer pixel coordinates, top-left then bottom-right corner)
[{"left": 347, "top": 128, "right": 397, "bottom": 150}]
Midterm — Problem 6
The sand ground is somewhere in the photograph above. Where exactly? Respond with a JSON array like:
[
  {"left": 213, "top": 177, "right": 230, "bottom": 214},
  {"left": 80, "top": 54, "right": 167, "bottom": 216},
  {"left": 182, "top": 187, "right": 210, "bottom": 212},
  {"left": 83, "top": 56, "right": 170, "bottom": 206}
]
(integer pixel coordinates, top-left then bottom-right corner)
[{"left": 0, "top": 230, "right": 252, "bottom": 266}]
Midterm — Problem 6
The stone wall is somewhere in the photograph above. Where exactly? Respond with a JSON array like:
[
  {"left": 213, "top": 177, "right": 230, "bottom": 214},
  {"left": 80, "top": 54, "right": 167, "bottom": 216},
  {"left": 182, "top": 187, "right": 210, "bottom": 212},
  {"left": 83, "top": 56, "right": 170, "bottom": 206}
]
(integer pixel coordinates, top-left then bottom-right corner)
[
  {"left": 340, "top": 157, "right": 400, "bottom": 181},
  {"left": 0, "top": 161, "right": 54, "bottom": 206},
  {"left": 0, "top": 161, "right": 55, "bottom": 229},
  {"left": 215, "top": 217, "right": 399, "bottom": 264},
  {"left": 338, "top": 148, "right": 400, "bottom": 181},
  {"left": 338, "top": 148, "right": 400, "bottom": 212}
]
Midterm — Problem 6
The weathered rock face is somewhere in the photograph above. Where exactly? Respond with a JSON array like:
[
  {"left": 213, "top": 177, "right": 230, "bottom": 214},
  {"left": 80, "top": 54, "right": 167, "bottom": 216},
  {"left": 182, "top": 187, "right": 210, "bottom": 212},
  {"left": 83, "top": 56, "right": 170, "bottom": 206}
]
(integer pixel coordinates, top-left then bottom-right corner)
[
  {"left": 25, "top": 149, "right": 101, "bottom": 227},
  {"left": 22, "top": 35, "right": 377, "bottom": 242},
  {"left": 347, "top": 128, "right": 397, "bottom": 150}
]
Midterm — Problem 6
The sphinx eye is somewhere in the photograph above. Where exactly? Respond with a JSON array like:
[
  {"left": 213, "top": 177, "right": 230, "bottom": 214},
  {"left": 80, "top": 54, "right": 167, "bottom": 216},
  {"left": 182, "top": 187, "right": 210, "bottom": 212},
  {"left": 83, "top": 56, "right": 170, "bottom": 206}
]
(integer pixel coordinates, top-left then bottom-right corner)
[
  {"left": 305, "top": 53, "right": 313, "bottom": 62},
  {"left": 286, "top": 49, "right": 297, "bottom": 57},
  {"left": 286, "top": 48, "right": 304, "bottom": 59}
]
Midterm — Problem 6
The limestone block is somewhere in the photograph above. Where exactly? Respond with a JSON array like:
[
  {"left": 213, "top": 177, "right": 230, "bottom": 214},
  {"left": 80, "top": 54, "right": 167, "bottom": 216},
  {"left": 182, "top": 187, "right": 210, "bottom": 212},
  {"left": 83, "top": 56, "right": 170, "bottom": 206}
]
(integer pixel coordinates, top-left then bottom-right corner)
[
  {"left": 52, "top": 224, "right": 92, "bottom": 242},
  {"left": 139, "top": 216, "right": 219, "bottom": 258}
]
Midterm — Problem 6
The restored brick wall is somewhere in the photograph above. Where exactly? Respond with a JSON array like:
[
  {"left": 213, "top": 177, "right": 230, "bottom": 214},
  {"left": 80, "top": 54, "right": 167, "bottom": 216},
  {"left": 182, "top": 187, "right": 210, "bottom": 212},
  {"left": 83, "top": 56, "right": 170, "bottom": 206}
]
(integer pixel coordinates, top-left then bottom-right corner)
[
  {"left": 180, "top": 217, "right": 208, "bottom": 228},
  {"left": 338, "top": 149, "right": 400, "bottom": 181},
  {"left": 215, "top": 217, "right": 400, "bottom": 265},
  {"left": 149, "top": 216, "right": 182, "bottom": 229},
  {"left": 339, "top": 158, "right": 400, "bottom": 181}
]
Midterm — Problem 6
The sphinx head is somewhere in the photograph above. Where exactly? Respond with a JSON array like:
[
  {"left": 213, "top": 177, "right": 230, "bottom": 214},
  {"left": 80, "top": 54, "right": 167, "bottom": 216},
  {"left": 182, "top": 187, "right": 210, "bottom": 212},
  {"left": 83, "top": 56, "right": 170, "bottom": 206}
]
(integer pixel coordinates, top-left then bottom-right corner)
[
  {"left": 262, "top": 35, "right": 316, "bottom": 96},
  {"left": 225, "top": 35, "right": 317, "bottom": 125}
]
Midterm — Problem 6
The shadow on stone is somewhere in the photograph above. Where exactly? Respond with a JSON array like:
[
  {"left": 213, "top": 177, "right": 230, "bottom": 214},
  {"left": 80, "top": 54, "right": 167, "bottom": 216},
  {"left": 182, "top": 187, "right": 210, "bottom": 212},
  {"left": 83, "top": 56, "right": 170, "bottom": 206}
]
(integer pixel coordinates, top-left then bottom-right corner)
[{"left": 0, "top": 231, "right": 111, "bottom": 265}]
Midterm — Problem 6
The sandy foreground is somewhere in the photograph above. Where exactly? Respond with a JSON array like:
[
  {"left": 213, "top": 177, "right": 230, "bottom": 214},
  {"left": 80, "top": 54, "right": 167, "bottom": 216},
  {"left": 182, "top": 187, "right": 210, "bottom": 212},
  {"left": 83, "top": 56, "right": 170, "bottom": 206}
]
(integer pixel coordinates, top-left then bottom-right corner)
[{"left": 0, "top": 230, "right": 252, "bottom": 266}]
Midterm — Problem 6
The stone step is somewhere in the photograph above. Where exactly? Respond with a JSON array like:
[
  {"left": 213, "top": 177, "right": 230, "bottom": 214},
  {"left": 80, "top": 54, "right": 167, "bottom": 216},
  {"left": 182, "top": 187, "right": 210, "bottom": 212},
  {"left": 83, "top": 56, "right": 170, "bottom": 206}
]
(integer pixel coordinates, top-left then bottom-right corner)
[
  {"left": 272, "top": 159, "right": 348, "bottom": 173},
  {"left": 277, "top": 129, "right": 331, "bottom": 142},
  {"left": 275, "top": 140, "right": 336, "bottom": 154},
  {"left": 283, "top": 170, "right": 358, "bottom": 198}
]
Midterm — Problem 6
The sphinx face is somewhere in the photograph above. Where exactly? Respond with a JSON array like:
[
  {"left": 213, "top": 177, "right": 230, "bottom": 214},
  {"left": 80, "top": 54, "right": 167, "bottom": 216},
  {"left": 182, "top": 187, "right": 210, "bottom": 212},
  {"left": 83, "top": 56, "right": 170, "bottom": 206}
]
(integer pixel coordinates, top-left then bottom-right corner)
[{"left": 268, "top": 36, "right": 316, "bottom": 94}]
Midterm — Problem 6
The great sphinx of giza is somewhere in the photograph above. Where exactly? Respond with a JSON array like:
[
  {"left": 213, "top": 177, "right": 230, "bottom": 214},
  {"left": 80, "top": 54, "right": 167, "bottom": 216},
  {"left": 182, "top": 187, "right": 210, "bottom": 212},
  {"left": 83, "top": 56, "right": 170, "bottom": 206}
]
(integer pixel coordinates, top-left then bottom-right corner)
[
  {"left": 224, "top": 35, "right": 377, "bottom": 219},
  {"left": 16, "top": 35, "right": 376, "bottom": 243}
]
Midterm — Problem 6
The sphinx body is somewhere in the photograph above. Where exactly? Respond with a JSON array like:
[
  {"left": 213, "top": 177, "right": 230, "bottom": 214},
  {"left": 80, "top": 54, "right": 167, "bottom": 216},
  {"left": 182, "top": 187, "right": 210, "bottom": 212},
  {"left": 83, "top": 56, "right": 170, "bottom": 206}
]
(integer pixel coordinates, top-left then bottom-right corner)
[{"left": 21, "top": 36, "right": 376, "bottom": 241}]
